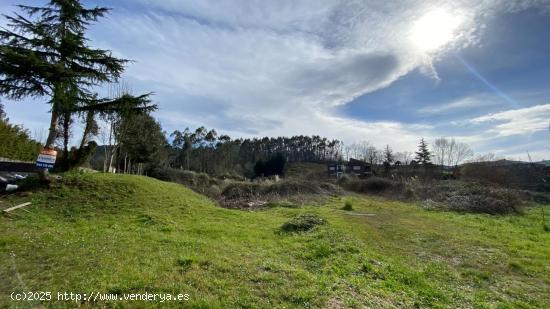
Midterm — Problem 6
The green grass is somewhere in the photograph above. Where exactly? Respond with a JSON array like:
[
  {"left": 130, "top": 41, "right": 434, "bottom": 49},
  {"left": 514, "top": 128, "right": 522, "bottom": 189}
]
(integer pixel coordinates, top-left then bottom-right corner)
[{"left": 1, "top": 173, "right": 549, "bottom": 308}]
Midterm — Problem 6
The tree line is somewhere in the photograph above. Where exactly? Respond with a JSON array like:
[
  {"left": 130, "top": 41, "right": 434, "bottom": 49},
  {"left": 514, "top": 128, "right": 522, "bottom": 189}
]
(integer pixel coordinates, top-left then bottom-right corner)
[
  {"left": 0, "top": 103, "right": 42, "bottom": 162},
  {"left": 344, "top": 137, "right": 475, "bottom": 168},
  {"left": 89, "top": 123, "right": 345, "bottom": 177},
  {"left": 168, "top": 128, "right": 344, "bottom": 176},
  {"left": 103, "top": 117, "right": 480, "bottom": 178}
]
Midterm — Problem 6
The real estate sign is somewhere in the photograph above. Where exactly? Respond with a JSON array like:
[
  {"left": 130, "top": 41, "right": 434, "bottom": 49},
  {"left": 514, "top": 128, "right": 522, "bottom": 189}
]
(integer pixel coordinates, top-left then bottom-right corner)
[{"left": 36, "top": 148, "right": 57, "bottom": 170}]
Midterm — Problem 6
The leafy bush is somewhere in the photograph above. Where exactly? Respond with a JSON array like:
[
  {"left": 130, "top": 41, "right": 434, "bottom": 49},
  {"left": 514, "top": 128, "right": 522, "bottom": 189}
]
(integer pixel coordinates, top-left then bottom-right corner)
[
  {"left": 338, "top": 176, "right": 396, "bottom": 194},
  {"left": 206, "top": 185, "right": 222, "bottom": 197},
  {"left": 221, "top": 182, "right": 262, "bottom": 200},
  {"left": 221, "top": 179, "right": 339, "bottom": 201},
  {"left": 0, "top": 117, "right": 42, "bottom": 162},
  {"left": 342, "top": 200, "right": 353, "bottom": 211},
  {"left": 363, "top": 177, "right": 395, "bottom": 192},
  {"left": 336, "top": 174, "right": 355, "bottom": 186},
  {"left": 280, "top": 213, "right": 325, "bottom": 233}
]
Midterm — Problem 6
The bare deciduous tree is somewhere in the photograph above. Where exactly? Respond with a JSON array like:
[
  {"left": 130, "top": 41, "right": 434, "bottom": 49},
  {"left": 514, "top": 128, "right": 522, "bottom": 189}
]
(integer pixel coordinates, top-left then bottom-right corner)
[
  {"left": 433, "top": 137, "right": 473, "bottom": 166},
  {"left": 395, "top": 151, "right": 413, "bottom": 165}
]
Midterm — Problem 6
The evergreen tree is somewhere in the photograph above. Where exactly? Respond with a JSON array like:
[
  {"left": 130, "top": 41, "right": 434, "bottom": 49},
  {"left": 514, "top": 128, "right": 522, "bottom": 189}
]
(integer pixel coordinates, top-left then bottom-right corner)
[
  {"left": 166, "top": 129, "right": 343, "bottom": 175},
  {"left": 254, "top": 153, "right": 286, "bottom": 177},
  {"left": 0, "top": 0, "right": 155, "bottom": 153},
  {"left": 117, "top": 113, "right": 168, "bottom": 173},
  {"left": 383, "top": 144, "right": 394, "bottom": 165},
  {"left": 415, "top": 138, "right": 432, "bottom": 165},
  {"left": 383, "top": 144, "right": 393, "bottom": 172}
]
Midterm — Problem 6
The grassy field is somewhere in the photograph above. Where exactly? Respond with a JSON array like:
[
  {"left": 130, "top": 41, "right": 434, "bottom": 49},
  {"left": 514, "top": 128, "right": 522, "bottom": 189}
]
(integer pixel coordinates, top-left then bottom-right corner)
[{"left": 0, "top": 173, "right": 549, "bottom": 308}]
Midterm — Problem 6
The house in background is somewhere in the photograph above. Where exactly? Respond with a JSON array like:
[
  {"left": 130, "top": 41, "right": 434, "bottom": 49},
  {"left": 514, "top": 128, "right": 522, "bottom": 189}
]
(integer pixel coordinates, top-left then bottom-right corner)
[
  {"left": 347, "top": 158, "right": 372, "bottom": 177},
  {"left": 327, "top": 158, "right": 372, "bottom": 178},
  {"left": 327, "top": 162, "right": 346, "bottom": 177}
]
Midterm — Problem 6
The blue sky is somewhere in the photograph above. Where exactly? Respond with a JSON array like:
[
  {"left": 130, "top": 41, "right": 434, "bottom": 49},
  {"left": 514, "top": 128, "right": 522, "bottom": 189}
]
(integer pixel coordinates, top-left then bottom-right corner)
[{"left": 1, "top": 0, "right": 550, "bottom": 160}]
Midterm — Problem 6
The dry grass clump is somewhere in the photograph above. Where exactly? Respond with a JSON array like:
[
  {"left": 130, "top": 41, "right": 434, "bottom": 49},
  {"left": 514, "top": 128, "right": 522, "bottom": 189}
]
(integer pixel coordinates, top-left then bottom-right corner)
[
  {"left": 413, "top": 181, "right": 524, "bottom": 214},
  {"left": 220, "top": 180, "right": 340, "bottom": 209}
]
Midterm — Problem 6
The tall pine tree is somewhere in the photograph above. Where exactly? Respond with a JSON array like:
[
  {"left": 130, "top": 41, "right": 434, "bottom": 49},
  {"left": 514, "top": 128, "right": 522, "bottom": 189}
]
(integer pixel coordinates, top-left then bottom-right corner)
[
  {"left": 0, "top": 0, "right": 155, "bottom": 154},
  {"left": 383, "top": 144, "right": 394, "bottom": 164},
  {"left": 415, "top": 138, "right": 432, "bottom": 165}
]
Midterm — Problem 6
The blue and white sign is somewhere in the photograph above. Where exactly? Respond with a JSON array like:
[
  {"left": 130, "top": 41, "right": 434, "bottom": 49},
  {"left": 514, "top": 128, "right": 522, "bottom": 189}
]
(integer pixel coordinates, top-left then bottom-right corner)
[{"left": 36, "top": 149, "right": 57, "bottom": 170}]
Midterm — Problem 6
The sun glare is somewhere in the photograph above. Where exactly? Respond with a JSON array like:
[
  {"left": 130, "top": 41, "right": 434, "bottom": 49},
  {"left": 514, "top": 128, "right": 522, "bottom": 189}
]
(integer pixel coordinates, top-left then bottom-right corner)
[{"left": 411, "top": 8, "right": 463, "bottom": 52}]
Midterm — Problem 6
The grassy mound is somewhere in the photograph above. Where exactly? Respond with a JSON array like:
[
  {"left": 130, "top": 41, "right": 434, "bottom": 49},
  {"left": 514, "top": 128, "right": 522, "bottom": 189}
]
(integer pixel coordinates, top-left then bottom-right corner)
[
  {"left": 1, "top": 173, "right": 549, "bottom": 307},
  {"left": 280, "top": 213, "right": 326, "bottom": 233},
  {"left": 220, "top": 179, "right": 339, "bottom": 208}
]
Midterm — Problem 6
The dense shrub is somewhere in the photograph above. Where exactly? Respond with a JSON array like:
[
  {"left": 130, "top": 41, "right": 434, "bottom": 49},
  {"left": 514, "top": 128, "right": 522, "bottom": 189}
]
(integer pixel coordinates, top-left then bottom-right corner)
[
  {"left": 221, "top": 182, "right": 263, "bottom": 200},
  {"left": 338, "top": 176, "right": 396, "bottom": 194},
  {"left": 254, "top": 153, "right": 287, "bottom": 177},
  {"left": 221, "top": 179, "right": 338, "bottom": 201},
  {"left": 414, "top": 181, "right": 524, "bottom": 214},
  {"left": 363, "top": 177, "right": 395, "bottom": 192},
  {"left": 338, "top": 175, "right": 526, "bottom": 215},
  {"left": 0, "top": 117, "right": 42, "bottom": 162},
  {"left": 267, "top": 180, "right": 337, "bottom": 195},
  {"left": 206, "top": 184, "right": 222, "bottom": 197},
  {"left": 54, "top": 141, "right": 97, "bottom": 172},
  {"left": 342, "top": 201, "right": 353, "bottom": 211},
  {"left": 461, "top": 161, "right": 550, "bottom": 192},
  {"left": 217, "top": 172, "right": 246, "bottom": 181},
  {"left": 280, "top": 213, "right": 325, "bottom": 233}
]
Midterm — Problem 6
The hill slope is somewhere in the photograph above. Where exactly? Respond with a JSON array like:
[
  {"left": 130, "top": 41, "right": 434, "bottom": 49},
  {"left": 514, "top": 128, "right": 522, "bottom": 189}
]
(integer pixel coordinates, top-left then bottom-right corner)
[{"left": 1, "top": 173, "right": 549, "bottom": 308}]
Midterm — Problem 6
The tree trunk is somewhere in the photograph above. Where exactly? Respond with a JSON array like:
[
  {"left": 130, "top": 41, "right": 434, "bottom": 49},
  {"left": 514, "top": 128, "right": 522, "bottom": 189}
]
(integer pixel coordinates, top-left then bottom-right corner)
[
  {"left": 44, "top": 107, "right": 60, "bottom": 149},
  {"left": 79, "top": 111, "right": 95, "bottom": 150},
  {"left": 62, "top": 112, "right": 70, "bottom": 153},
  {"left": 103, "top": 146, "right": 108, "bottom": 173},
  {"left": 61, "top": 111, "right": 71, "bottom": 171},
  {"left": 106, "top": 121, "right": 118, "bottom": 173},
  {"left": 103, "top": 122, "right": 112, "bottom": 172}
]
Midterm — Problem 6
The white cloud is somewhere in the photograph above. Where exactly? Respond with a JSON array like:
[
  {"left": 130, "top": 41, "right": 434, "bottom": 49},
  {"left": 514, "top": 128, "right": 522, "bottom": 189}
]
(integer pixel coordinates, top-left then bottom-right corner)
[
  {"left": 418, "top": 94, "right": 502, "bottom": 115},
  {"left": 3, "top": 0, "right": 549, "bottom": 153},
  {"left": 470, "top": 104, "right": 550, "bottom": 137},
  {"left": 88, "top": 0, "right": 478, "bottom": 150}
]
